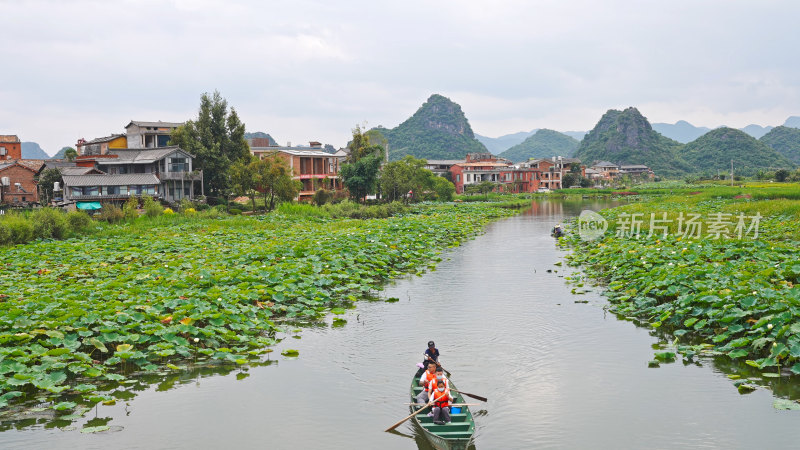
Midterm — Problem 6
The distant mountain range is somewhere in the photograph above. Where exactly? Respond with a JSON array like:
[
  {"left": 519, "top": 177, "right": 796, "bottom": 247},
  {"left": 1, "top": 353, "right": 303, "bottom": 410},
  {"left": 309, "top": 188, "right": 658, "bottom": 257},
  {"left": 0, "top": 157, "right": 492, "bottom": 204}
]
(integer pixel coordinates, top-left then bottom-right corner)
[
  {"left": 480, "top": 116, "right": 800, "bottom": 153},
  {"left": 372, "top": 94, "right": 487, "bottom": 161},
  {"left": 498, "top": 129, "right": 578, "bottom": 163}
]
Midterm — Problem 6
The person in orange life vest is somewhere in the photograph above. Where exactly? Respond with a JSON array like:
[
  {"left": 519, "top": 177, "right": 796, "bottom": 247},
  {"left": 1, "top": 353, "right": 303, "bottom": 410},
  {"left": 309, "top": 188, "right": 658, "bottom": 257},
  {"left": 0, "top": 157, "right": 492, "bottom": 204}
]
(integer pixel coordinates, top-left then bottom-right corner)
[
  {"left": 416, "top": 361, "right": 438, "bottom": 404},
  {"left": 428, "top": 380, "right": 454, "bottom": 425},
  {"left": 426, "top": 366, "right": 449, "bottom": 394}
]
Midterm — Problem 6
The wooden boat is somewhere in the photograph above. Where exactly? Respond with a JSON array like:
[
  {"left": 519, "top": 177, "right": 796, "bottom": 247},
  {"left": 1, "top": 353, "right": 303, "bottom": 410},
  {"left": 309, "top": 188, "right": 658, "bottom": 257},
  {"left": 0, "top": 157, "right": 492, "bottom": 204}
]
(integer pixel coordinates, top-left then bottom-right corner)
[{"left": 410, "top": 368, "right": 476, "bottom": 450}]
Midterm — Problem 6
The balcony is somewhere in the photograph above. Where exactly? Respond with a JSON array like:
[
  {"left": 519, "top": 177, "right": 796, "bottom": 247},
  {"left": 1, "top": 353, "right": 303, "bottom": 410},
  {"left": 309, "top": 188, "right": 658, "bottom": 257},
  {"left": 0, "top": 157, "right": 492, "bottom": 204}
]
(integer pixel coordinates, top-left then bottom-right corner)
[{"left": 158, "top": 170, "right": 203, "bottom": 181}]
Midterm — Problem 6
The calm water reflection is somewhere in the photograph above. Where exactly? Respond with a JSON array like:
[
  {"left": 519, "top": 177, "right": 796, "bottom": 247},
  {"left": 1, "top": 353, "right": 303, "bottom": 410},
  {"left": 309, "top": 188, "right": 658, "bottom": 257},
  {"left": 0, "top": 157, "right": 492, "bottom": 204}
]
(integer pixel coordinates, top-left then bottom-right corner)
[{"left": 2, "top": 199, "right": 799, "bottom": 449}]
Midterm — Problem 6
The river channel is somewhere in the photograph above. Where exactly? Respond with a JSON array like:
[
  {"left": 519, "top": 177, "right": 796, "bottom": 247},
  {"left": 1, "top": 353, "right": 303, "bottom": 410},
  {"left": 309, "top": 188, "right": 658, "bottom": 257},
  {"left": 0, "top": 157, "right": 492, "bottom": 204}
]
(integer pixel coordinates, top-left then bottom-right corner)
[{"left": 2, "top": 199, "right": 799, "bottom": 449}]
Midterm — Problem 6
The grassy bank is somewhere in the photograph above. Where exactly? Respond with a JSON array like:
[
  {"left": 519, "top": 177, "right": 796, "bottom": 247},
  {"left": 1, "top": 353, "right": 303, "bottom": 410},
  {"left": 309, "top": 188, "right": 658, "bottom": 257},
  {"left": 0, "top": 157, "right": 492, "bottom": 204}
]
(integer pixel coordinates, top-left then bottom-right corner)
[
  {"left": 0, "top": 203, "right": 518, "bottom": 412},
  {"left": 564, "top": 184, "right": 800, "bottom": 386}
]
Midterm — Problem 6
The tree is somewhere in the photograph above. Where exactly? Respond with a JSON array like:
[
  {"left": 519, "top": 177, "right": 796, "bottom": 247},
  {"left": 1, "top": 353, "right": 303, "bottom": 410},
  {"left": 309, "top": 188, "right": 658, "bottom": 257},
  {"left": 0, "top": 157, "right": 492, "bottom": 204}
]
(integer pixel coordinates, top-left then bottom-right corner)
[
  {"left": 36, "top": 168, "right": 63, "bottom": 204},
  {"left": 64, "top": 148, "right": 77, "bottom": 162},
  {"left": 775, "top": 168, "right": 790, "bottom": 182},
  {"left": 432, "top": 176, "right": 455, "bottom": 201},
  {"left": 252, "top": 154, "right": 300, "bottom": 211},
  {"left": 230, "top": 156, "right": 258, "bottom": 211},
  {"left": 169, "top": 91, "right": 250, "bottom": 198},
  {"left": 340, "top": 126, "right": 384, "bottom": 202},
  {"left": 379, "top": 155, "right": 433, "bottom": 203},
  {"left": 562, "top": 173, "right": 579, "bottom": 188}
]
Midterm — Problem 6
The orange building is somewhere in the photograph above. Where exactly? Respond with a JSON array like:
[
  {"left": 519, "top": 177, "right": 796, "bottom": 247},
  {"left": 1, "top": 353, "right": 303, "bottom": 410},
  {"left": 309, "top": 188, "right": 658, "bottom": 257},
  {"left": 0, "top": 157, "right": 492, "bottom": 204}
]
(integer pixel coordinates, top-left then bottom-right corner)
[
  {"left": 0, "top": 135, "right": 22, "bottom": 161},
  {"left": 251, "top": 143, "right": 344, "bottom": 200}
]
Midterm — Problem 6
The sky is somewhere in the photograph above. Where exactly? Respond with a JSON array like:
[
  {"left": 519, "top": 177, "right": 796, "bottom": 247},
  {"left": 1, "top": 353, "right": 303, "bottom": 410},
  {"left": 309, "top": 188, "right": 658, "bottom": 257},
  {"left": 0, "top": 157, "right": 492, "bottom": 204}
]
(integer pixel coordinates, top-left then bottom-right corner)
[{"left": 2, "top": 0, "right": 799, "bottom": 155}]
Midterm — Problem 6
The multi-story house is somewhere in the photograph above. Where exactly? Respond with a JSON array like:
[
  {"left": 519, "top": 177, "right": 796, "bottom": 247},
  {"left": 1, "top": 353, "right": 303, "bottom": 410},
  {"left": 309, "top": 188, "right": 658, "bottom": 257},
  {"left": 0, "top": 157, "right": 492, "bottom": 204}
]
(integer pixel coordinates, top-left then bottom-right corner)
[
  {"left": 125, "top": 121, "right": 184, "bottom": 149},
  {"left": 0, "top": 135, "right": 22, "bottom": 161},
  {"left": 424, "top": 159, "right": 464, "bottom": 178},
  {"left": 251, "top": 142, "right": 344, "bottom": 200},
  {"left": 449, "top": 153, "right": 513, "bottom": 194},
  {"left": 63, "top": 146, "right": 201, "bottom": 206}
]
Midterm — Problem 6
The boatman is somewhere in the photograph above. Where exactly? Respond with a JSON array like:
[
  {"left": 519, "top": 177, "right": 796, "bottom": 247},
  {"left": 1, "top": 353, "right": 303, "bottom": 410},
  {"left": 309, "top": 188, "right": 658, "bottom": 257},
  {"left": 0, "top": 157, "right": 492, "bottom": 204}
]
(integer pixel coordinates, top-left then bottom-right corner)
[
  {"left": 423, "top": 340, "right": 440, "bottom": 367},
  {"left": 416, "top": 361, "right": 438, "bottom": 404},
  {"left": 428, "top": 380, "right": 454, "bottom": 425}
]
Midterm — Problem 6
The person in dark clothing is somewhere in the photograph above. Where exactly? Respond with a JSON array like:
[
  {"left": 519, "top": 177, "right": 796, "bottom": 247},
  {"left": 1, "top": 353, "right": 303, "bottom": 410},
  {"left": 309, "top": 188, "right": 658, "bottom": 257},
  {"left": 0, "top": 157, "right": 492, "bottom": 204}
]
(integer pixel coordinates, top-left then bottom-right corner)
[{"left": 423, "top": 340, "right": 440, "bottom": 367}]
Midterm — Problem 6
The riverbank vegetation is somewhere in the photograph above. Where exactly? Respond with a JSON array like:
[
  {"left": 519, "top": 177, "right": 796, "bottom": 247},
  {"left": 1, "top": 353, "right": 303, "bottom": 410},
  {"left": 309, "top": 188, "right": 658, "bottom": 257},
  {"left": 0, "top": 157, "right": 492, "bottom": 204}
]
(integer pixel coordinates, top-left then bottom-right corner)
[
  {"left": 0, "top": 203, "right": 518, "bottom": 416},
  {"left": 564, "top": 184, "right": 800, "bottom": 392}
]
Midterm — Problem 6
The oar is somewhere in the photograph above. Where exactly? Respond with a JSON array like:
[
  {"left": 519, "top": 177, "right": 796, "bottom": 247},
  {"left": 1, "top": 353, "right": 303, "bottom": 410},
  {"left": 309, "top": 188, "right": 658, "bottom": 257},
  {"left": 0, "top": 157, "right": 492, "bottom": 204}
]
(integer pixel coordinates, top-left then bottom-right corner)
[
  {"left": 450, "top": 389, "right": 487, "bottom": 402},
  {"left": 385, "top": 402, "right": 432, "bottom": 432}
]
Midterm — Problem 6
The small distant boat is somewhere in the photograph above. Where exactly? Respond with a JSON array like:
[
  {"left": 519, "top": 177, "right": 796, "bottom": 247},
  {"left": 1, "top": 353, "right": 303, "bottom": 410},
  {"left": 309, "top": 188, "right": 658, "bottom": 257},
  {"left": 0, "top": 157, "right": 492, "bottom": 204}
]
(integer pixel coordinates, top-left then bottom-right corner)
[{"left": 410, "top": 368, "right": 476, "bottom": 450}]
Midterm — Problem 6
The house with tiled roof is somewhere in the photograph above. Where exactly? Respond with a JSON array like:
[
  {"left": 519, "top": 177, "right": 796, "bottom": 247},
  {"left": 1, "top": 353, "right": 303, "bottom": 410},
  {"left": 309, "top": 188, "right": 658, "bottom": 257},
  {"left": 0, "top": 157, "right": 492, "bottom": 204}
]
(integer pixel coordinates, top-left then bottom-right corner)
[
  {"left": 0, "top": 160, "right": 44, "bottom": 205},
  {"left": 67, "top": 146, "right": 201, "bottom": 204},
  {"left": 0, "top": 135, "right": 22, "bottom": 161}
]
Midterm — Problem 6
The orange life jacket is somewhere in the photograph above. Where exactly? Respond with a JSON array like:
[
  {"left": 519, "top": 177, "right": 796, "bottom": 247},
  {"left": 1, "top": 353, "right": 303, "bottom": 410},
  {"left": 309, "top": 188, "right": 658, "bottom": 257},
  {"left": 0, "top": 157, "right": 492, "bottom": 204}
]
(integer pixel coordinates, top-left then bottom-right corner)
[
  {"left": 427, "top": 377, "right": 449, "bottom": 394},
  {"left": 421, "top": 370, "right": 436, "bottom": 386},
  {"left": 431, "top": 388, "right": 451, "bottom": 409}
]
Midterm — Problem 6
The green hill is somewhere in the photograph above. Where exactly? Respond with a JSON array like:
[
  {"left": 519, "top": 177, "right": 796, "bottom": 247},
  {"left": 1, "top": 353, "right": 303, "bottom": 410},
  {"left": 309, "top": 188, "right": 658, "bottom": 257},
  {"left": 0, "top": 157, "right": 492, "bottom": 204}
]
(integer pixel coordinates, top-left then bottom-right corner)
[
  {"left": 244, "top": 131, "right": 278, "bottom": 146},
  {"left": 683, "top": 127, "right": 795, "bottom": 176},
  {"left": 574, "top": 107, "right": 689, "bottom": 177},
  {"left": 374, "top": 94, "right": 487, "bottom": 161},
  {"left": 498, "top": 129, "right": 578, "bottom": 162},
  {"left": 759, "top": 126, "right": 800, "bottom": 164}
]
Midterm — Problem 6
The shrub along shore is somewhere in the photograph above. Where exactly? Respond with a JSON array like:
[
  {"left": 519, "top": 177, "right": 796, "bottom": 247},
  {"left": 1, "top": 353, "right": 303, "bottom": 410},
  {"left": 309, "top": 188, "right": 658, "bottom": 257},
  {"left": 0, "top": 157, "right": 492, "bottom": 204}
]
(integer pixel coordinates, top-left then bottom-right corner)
[
  {"left": 0, "top": 202, "right": 519, "bottom": 413},
  {"left": 564, "top": 184, "right": 800, "bottom": 393}
]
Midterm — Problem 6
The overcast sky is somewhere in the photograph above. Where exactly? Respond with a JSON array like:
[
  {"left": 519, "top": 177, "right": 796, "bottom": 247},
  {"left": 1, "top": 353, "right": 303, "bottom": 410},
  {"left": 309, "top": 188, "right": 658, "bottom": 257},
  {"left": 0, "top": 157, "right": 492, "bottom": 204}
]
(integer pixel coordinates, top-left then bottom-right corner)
[{"left": 2, "top": 0, "right": 799, "bottom": 154}]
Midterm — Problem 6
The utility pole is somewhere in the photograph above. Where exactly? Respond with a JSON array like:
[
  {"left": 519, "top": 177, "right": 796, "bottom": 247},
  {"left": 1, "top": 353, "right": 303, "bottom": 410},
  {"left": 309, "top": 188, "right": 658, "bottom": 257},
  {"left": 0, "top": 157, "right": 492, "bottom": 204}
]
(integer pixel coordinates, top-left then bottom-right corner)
[{"left": 730, "top": 160, "right": 734, "bottom": 186}]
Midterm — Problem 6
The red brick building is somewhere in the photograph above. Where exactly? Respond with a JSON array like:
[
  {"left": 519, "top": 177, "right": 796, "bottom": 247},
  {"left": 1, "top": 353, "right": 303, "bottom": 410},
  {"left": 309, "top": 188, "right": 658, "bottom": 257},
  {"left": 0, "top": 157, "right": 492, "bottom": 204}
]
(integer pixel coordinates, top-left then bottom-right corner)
[
  {"left": 0, "top": 135, "right": 22, "bottom": 161},
  {"left": 0, "top": 160, "right": 45, "bottom": 204}
]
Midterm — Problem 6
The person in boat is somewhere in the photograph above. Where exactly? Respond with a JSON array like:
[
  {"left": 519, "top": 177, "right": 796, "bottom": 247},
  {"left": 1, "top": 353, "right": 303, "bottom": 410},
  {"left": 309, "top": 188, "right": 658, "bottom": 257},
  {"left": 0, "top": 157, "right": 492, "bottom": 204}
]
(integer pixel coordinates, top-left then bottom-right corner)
[
  {"left": 416, "top": 361, "right": 438, "bottom": 404},
  {"left": 551, "top": 224, "right": 564, "bottom": 237},
  {"left": 428, "top": 380, "right": 454, "bottom": 425},
  {"left": 423, "top": 340, "right": 440, "bottom": 367}
]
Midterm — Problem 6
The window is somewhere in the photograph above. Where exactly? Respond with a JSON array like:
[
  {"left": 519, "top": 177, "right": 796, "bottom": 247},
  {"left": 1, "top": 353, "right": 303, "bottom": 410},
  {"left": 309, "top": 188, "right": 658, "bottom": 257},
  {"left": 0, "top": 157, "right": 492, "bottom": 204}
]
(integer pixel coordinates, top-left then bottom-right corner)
[
  {"left": 104, "top": 186, "right": 120, "bottom": 195},
  {"left": 169, "top": 157, "right": 188, "bottom": 172},
  {"left": 456, "top": 174, "right": 461, "bottom": 182},
  {"left": 21, "top": 197, "right": 26, "bottom": 202}
]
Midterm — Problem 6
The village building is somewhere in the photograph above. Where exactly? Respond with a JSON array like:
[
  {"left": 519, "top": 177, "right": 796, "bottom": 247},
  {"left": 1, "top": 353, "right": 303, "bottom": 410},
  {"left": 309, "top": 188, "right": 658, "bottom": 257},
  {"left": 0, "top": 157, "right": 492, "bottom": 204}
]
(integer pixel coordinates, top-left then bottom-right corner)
[
  {"left": 424, "top": 160, "right": 463, "bottom": 177},
  {"left": 619, "top": 164, "right": 655, "bottom": 178},
  {"left": 76, "top": 134, "right": 128, "bottom": 156},
  {"left": 0, "top": 135, "right": 22, "bottom": 161},
  {"left": 64, "top": 146, "right": 201, "bottom": 206},
  {"left": 124, "top": 121, "right": 184, "bottom": 149},
  {"left": 0, "top": 160, "right": 45, "bottom": 204},
  {"left": 590, "top": 161, "right": 620, "bottom": 180},
  {"left": 250, "top": 142, "right": 344, "bottom": 200}
]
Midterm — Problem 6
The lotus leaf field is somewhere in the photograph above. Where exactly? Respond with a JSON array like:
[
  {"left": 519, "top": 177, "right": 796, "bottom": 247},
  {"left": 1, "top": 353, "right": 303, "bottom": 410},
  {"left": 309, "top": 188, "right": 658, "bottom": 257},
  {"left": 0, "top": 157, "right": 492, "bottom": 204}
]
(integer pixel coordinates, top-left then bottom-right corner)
[
  {"left": 0, "top": 203, "right": 518, "bottom": 415},
  {"left": 565, "top": 185, "right": 800, "bottom": 395}
]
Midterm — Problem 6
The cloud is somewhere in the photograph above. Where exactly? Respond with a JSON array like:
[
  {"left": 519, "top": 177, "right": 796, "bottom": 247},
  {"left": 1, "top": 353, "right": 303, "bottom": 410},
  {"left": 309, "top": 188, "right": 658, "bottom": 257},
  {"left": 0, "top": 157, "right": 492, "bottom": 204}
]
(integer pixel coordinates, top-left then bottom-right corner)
[{"left": 2, "top": 0, "right": 799, "bottom": 151}]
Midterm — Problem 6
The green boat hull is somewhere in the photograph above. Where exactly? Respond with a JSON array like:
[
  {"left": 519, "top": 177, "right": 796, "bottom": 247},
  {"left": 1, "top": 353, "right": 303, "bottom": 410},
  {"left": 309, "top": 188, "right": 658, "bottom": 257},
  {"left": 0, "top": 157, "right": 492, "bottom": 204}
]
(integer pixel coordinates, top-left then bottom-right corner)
[{"left": 410, "top": 368, "right": 476, "bottom": 450}]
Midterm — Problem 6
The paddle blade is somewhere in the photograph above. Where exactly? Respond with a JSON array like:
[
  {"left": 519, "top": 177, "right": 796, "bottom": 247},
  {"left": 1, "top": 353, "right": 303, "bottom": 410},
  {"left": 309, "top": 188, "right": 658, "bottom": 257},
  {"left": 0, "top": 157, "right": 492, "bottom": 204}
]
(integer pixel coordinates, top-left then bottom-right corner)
[
  {"left": 456, "top": 390, "right": 487, "bottom": 402},
  {"left": 385, "top": 405, "right": 428, "bottom": 432}
]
